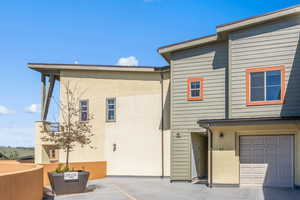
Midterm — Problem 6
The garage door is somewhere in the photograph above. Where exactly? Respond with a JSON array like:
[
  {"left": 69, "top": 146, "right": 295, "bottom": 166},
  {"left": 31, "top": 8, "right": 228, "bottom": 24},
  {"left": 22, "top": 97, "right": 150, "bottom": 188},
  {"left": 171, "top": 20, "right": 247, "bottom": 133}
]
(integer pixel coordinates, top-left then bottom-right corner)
[{"left": 240, "top": 135, "right": 293, "bottom": 187}]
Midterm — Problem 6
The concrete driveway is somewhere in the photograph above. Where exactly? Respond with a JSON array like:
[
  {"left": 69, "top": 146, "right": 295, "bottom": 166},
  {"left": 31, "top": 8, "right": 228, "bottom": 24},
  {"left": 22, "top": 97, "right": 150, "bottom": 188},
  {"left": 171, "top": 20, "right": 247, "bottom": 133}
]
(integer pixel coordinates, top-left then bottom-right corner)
[{"left": 56, "top": 177, "right": 300, "bottom": 200}]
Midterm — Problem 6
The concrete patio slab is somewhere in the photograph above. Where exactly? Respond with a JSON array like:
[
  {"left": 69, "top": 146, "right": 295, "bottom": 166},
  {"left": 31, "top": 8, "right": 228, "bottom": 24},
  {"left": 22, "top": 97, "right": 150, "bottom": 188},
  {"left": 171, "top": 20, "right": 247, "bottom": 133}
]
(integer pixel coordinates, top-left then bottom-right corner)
[{"left": 56, "top": 177, "right": 300, "bottom": 200}]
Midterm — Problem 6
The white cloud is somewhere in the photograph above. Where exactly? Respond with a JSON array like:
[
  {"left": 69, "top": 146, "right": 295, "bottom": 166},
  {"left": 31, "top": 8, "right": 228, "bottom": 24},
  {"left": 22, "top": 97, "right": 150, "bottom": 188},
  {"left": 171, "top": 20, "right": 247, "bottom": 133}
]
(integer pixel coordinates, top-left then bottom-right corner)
[
  {"left": 116, "top": 56, "right": 139, "bottom": 66},
  {"left": 0, "top": 105, "right": 16, "bottom": 115},
  {"left": 24, "top": 104, "right": 40, "bottom": 113},
  {"left": 0, "top": 127, "right": 34, "bottom": 147}
]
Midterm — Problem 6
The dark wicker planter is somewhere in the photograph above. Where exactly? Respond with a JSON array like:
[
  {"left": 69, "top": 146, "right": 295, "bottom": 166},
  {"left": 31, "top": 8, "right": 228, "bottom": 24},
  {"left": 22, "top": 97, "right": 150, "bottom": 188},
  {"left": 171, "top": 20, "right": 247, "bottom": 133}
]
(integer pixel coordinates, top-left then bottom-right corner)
[{"left": 48, "top": 171, "right": 89, "bottom": 195}]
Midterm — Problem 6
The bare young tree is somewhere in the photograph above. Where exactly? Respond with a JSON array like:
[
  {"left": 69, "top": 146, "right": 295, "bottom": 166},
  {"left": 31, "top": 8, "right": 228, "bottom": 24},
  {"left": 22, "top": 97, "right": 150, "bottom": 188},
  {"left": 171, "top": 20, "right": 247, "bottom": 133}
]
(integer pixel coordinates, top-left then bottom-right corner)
[{"left": 41, "top": 81, "right": 94, "bottom": 170}]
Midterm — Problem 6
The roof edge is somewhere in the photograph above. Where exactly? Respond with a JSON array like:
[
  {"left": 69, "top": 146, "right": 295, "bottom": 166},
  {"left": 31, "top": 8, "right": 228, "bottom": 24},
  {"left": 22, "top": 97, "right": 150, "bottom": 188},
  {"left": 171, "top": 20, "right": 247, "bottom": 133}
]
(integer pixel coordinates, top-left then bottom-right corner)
[
  {"left": 28, "top": 63, "right": 170, "bottom": 74},
  {"left": 217, "top": 4, "right": 300, "bottom": 32},
  {"left": 158, "top": 4, "right": 300, "bottom": 61},
  {"left": 157, "top": 34, "right": 217, "bottom": 53},
  {"left": 197, "top": 117, "right": 300, "bottom": 127},
  {"left": 157, "top": 34, "right": 218, "bottom": 62}
]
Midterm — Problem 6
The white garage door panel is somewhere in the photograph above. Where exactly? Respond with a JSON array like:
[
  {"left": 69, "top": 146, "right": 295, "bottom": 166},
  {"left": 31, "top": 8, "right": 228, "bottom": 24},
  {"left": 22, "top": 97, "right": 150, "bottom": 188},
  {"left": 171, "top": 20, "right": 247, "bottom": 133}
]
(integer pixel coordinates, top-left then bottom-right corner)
[
  {"left": 240, "top": 135, "right": 293, "bottom": 187},
  {"left": 240, "top": 164, "right": 267, "bottom": 185}
]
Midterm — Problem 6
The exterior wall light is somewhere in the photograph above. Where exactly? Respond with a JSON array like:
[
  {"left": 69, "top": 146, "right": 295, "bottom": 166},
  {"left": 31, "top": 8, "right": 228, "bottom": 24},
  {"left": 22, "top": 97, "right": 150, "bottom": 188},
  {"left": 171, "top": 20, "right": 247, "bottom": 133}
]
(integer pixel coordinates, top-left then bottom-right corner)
[{"left": 219, "top": 132, "right": 224, "bottom": 138}]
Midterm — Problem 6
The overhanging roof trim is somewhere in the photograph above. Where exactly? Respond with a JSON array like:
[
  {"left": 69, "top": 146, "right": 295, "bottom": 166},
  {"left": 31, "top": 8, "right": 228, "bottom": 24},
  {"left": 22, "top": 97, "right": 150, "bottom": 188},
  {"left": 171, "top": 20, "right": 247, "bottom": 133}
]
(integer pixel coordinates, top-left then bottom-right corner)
[
  {"left": 158, "top": 5, "right": 300, "bottom": 58},
  {"left": 217, "top": 4, "right": 300, "bottom": 32},
  {"left": 28, "top": 63, "right": 170, "bottom": 73},
  {"left": 157, "top": 34, "right": 218, "bottom": 54},
  {"left": 197, "top": 117, "right": 300, "bottom": 127}
]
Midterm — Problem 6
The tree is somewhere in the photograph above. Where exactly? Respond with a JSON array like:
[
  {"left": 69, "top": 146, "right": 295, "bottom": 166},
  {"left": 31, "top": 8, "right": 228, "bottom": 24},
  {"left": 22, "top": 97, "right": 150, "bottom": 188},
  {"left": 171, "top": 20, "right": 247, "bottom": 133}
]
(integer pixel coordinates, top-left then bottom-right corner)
[
  {"left": 9, "top": 151, "right": 19, "bottom": 160},
  {"left": 41, "top": 81, "right": 94, "bottom": 170}
]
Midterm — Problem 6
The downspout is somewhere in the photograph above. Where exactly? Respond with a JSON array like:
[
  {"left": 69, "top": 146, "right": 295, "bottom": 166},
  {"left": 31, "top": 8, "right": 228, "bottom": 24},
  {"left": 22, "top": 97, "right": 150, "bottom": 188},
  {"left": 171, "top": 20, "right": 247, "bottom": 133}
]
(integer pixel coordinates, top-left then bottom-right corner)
[
  {"left": 207, "top": 124, "right": 213, "bottom": 188},
  {"left": 160, "top": 72, "right": 164, "bottom": 178}
]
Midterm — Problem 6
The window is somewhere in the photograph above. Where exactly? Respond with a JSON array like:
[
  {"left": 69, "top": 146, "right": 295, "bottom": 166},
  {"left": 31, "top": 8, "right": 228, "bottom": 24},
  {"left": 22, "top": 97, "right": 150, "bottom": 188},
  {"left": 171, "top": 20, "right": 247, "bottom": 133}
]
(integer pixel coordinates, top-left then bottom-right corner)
[
  {"left": 50, "top": 149, "right": 56, "bottom": 159},
  {"left": 79, "top": 100, "right": 89, "bottom": 121},
  {"left": 49, "top": 122, "right": 60, "bottom": 132},
  {"left": 187, "top": 78, "right": 204, "bottom": 101},
  {"left": 246, "top": 66, "right": 285, "bottom": 106},
  {"left": 106, "top": 98, "right": 116, "bottom": 122},
  {"left": 45, "top": 145, "right": 59, "bottom": 163}
]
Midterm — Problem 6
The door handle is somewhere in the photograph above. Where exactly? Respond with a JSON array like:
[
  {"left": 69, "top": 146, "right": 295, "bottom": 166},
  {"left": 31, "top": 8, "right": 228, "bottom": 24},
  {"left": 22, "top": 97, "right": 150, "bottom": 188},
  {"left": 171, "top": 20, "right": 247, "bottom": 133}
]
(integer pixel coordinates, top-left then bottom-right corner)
[{"left": 113, "top": 143, "right": 117, "bottom": 152}]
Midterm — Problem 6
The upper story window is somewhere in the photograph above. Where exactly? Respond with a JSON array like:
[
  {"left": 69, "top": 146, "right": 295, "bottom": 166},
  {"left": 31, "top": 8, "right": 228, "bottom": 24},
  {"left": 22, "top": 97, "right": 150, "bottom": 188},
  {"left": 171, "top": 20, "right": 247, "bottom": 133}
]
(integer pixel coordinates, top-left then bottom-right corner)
[
  {"left": 79, "top": 100, "right": 89, "bottom": 121},
  {"left": 246, "top": 66, "right": 285, "bottom": 106},
  {"left": 45, "top": 145, "right": 59, "bottom": 163},
  {"left": 187, "top": 77, "right": 204, "bottom": 101},
  {"left": 49, "top": 148, "right": 59, "bottom": 162},
  {"left": 106, "top": 98, "right": 116, "bottom": 122}
]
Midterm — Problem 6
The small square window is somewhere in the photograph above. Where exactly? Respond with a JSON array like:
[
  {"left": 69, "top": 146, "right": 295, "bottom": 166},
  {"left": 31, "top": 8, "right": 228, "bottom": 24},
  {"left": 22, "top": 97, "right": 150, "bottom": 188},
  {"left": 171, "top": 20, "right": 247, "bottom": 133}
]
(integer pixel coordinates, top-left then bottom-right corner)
[{"left": 187, "top": 78, "right": 204, "bottom": 101}]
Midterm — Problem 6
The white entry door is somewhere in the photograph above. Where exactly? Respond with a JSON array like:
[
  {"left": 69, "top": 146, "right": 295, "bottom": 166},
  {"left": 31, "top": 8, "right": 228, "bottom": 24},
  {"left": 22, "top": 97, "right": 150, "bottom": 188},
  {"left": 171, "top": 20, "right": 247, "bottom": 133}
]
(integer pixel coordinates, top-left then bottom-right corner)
[{"left": 240, "top": 135, "right": 293, "bottom": 187}]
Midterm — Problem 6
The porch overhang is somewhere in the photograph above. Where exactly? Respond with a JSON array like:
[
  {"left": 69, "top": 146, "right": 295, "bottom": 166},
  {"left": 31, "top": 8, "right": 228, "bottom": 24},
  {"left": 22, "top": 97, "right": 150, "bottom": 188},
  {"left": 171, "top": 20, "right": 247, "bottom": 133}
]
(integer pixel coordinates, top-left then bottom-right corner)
[{"left": 197, "top": 117, "right": 300, "bottom": 128}]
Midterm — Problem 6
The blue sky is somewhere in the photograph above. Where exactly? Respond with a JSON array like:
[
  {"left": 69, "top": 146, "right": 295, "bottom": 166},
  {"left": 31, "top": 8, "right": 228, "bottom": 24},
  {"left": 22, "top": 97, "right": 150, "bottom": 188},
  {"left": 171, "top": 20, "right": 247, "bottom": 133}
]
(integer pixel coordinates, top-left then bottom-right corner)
[{"left": 0, "top": 0, "right": 298, "bottom": 147}]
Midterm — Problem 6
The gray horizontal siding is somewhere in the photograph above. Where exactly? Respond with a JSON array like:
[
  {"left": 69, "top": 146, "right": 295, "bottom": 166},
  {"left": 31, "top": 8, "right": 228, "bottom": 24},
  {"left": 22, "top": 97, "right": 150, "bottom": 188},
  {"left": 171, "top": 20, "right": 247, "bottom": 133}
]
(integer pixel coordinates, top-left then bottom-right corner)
[
  {"left": 170, "top": 42, "right": 227, "bottom": 181},
  {"left": 230, "top": 15, "right": 300, "bottom": 118},
  {"left": 170, "top": 131, "right": 191, "bottom": 180},
  {"left": 171, "top": 42, "right": 228, "bottom": 130}
]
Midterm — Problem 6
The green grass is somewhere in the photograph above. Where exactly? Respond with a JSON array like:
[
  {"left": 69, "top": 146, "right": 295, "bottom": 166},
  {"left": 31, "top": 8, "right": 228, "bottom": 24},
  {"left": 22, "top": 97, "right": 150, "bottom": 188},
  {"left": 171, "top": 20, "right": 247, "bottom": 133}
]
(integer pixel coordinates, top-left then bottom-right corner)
[{"left": 0, "top": 146, "right": 34, "bottom": 160}]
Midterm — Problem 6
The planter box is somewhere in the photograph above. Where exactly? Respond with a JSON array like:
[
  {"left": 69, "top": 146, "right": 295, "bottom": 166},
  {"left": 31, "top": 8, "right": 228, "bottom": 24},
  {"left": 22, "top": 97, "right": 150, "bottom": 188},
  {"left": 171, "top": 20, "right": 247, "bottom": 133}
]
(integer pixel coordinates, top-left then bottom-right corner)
[{"left": 48, "top": 171, "right": 89, "bottom": 195}]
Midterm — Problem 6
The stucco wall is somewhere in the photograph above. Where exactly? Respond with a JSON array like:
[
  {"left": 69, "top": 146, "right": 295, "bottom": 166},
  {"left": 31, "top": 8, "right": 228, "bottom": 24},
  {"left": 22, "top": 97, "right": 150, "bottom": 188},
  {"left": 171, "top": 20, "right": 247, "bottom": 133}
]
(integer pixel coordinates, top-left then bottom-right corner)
[
  {"left": 35, "top": 121, "right": 51, "bottom": 164},
  {"left": 54, "top": 70, "right": 171, "bottom": 176},
  {"left": 210, "top": 130, "right": 239, "bottom": 184},
  {"left": 105, "top": 94, "right": 170, "bottom": 176},
  {"left": 210, "top": 123, "right": 300, "bottom": 185},
  {"left": 0, "top": 163, "right": 43, "bottom": 200}
]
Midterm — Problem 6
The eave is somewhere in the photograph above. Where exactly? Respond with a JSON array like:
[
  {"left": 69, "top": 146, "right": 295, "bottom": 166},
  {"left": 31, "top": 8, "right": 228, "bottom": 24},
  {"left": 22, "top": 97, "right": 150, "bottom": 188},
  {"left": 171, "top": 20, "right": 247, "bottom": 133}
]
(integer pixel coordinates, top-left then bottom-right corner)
[
  {"left": 158, "top": 4, "right": 300, "bottom": 63},
  {"left": 197, "top": 117, "right": 300, "bottom": 128},
  {"left": 28, "top": 63, "right": 170, "bottom": 75}
]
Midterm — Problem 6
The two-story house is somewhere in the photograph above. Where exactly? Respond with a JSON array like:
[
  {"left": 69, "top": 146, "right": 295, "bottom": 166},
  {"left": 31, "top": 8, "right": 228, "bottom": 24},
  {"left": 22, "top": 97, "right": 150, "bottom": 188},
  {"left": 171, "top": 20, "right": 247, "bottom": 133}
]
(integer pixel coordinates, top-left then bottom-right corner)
[
  {"left": 30, "top": 5, "right": 300, "bottom": 188},
  {"left": 159, "top": 5, "right": 300, "bottom": 188},
  {"left": 29, "top": 63, "right": 171, "bottom": 182}
]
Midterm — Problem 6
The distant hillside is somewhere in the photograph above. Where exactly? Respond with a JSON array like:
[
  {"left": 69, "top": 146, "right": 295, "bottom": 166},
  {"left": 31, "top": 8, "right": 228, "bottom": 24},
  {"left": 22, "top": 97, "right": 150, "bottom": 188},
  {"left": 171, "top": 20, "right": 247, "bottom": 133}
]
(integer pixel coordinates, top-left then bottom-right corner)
[{"left": 0, "top": 146, "right": 34, "bottom": 160}]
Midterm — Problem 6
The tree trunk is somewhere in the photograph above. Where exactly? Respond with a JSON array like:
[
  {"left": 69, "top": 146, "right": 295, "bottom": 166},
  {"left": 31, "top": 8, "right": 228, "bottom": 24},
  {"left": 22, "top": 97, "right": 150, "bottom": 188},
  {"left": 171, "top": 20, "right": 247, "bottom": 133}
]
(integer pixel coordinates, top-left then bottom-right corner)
[{"left": 66, "top": 146, "right": 70, "bottom": 169}]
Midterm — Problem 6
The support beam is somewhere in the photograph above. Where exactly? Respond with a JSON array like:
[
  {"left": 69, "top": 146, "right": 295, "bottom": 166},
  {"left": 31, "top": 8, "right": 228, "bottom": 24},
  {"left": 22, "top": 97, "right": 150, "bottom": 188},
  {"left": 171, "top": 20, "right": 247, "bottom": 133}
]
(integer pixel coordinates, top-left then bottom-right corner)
[
  {"left": 42, "top": 74, "right": 55, "bottom": 121},
  {"left": 41, "top": 74, "right": 46, "bottom": 120}
]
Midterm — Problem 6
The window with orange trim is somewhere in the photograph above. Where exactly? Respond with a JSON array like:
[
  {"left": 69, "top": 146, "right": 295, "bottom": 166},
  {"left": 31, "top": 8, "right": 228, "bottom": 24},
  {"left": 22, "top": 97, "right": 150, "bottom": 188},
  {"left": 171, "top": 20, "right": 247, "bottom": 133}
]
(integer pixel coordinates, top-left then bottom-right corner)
[
  {"left": 246, "top": 66, "right": 285, "bottom": 106},
  {"left": 187, "top": 78, "right": 204, "bottom": 101}
]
